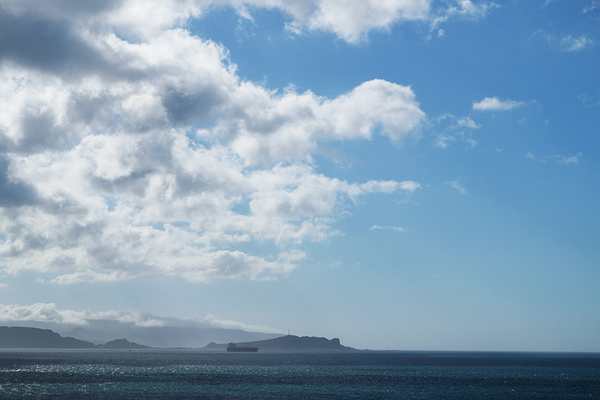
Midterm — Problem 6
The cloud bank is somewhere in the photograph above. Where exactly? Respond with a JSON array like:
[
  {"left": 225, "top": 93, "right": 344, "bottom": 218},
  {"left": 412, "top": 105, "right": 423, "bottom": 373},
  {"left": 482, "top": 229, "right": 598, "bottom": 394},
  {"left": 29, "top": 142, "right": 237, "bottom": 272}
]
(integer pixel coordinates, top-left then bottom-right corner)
[
  {"left": 0, "top": 302, "right": 283, "bottom": 333},
  {"left": 0, "top": 0, "right": 428, "bottom": 284}
]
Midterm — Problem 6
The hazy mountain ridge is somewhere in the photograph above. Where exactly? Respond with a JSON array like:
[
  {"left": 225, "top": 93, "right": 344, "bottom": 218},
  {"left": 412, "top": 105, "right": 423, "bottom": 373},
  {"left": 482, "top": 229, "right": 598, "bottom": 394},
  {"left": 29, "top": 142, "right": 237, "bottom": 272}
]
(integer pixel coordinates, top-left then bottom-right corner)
[
  {"left": 62, "top": 322, "right": 282, "bottom": 348},
  {"left": 0, "top": 326, "right": 352, "bottom": 351},
  {"left": 0, "top": 326, "right": 95, "bottom": 348},
  {"left": 0, "top": 324, "right": 282, "bottom": 349}
]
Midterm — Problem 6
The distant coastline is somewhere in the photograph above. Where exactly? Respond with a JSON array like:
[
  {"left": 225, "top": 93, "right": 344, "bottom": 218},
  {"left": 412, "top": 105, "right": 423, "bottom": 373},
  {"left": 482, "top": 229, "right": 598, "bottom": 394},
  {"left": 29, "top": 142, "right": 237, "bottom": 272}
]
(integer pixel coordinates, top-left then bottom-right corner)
[
  {"left": 0, "top": 326, "right": 146, "bottom": 349},
  {"left": 0, "top": 326, "right": 352, "bottom": 351}
]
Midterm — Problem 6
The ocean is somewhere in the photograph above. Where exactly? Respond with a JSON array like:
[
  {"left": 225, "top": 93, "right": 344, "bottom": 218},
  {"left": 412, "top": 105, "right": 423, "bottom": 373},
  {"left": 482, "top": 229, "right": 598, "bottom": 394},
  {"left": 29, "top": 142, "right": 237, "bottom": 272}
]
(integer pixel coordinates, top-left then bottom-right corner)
[{"left": 0, "top": 350, "right": 598, "bottom": 399}]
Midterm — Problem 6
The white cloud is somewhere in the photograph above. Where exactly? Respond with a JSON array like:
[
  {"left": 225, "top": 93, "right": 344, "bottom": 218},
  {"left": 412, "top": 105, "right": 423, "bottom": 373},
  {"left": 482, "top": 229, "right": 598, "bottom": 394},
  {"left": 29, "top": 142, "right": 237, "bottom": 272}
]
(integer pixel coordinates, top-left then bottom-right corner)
[
  {"left": 551, "top": 153, "right": 582, "bottom": 165},
  {"left": 0, "top": 1, "right": 425, "bottom": 284},
  {"left": 434, "top": 134, "right": 455, "bottom": 149},
  {"left": 525, "top": 152, "right": 582, "bottom": 165},
  {"left": 0, "top": 303, "right": 83, "bottom": 325},
  {"left": 0, "top": 0, "right": 499, "bottom": 50},
  {"left": 578, "top": 93, "right": 600, "bottom": 108},
  {"left": 204, "top": 313, "right": 284, "bottom": 333},
  {"left": 213, "top": 0, "right": 498, "bottom": 43},
  {"left": 219, "top": 79, "right": 425, "bottom": 164},
  {"left": 560, "top": 34, "right": 594, "bottom": 52},
  {"left": 281, "top": 0, "right": 431, "bottom": 43},
  {"left": 399, "top": 180, "right": 422, "bottom": 193},
  {"left": 0, "top": 302, "right": 283, "bottom": 332},
  {"left": 457, "top": 117, "right": 481, "bottom": 129},
  {"left": 583, "top": 1, "right": 600, "bottom": 13},
  {"left": 446, "top": 180, "right": 467, "bottom": 194},
  {"left": 370, "top": 225, "right": 406, "bottom": 233},
  {"left": 432, "top": 113, "right": 480, "bottom": 149},
  {"left": 0, "top": 302, "right": 149, "bottom": 326},
  {"left": 472, "top": 97, "right": 525, "bottom": 111},
  {"left": 431, "top": 0, "right": 499, "bottom": 30}
]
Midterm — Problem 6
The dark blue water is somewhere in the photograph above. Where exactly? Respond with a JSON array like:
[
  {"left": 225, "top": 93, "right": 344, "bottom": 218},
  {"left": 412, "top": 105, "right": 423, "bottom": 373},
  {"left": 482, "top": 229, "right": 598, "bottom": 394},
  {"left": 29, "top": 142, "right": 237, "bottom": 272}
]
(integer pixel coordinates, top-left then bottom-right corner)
[{"left": 0, "top": 350, "right": 598, "bottom": 399}]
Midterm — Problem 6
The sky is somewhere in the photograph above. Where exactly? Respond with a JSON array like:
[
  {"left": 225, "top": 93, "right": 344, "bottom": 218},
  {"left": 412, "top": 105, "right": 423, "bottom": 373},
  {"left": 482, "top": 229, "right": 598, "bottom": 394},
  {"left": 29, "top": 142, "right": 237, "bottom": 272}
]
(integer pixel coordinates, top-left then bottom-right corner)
[{"left": 0, "top": 0, "right": 598, "bottom": 351}]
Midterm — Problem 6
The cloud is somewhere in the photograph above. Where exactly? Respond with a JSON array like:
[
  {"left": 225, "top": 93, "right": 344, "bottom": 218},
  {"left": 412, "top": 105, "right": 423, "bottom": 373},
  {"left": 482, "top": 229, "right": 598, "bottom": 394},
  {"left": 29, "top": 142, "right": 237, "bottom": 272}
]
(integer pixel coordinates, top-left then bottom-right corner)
[
  {"left": 525, "top": 152, "right": 537, "bottom": 161},
  {"left": 370, "top": 225, "right": 405, "bottom": 233},
  {"left": 551, "top": 153, "right": 583, "bottom": 165},
  {"left": 446, "top": 180, "right": 467, "bottom": 194},
  {"left": 0, "top": 302, "right": 283, "bottom": 332},
  {"left": 560, "top": 35, "right": 594, "bottom": 52},
  {"left": 204, "top": 313, "right": 284, "bottom": 333},
  {"left": 281, "top": 0, "right": 431, "bottom": 44},
  {"left": 399, "top": 180, "right": 422, "bottom": 193},
  {"left": 432, "top": 114, "right": 480, "bottom": 149},
  {"left": 0, "top": 0, "right": 499, "bottom": 49},
  {"left": 0, "top": 156, "right": 38, "bottom": 207},
  {"left": 431, "top": 0, "right": 499, "bottom": 31},
  {"left": 583, "top": 1, "right": 600, "bottom": 13},
  {"left": 525, "top": 152, "right": 582, "bottom": 165},
  {"left": 0, "top": 0, "right": 425, "bottom": 284},
  {"left": 218, "top": 79, "right": 425, "bottom": 164},
  {"left": 472, "top": 97, "right": 525, "bottom": 112},
  {"left": 578, "top": 93, "right": 600, "bottom": 108},
  {"left": 209, "top": 0, "right": 498, "bottom": 44},
  {"left": 0, "top": 302, "right": 93, "bottom": 325}
]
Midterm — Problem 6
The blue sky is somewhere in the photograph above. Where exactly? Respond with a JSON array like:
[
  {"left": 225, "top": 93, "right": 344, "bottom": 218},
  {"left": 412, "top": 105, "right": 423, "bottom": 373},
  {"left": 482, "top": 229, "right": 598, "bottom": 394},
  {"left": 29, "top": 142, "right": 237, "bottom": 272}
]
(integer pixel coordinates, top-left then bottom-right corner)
[{"left": 0, "top": 0, "right": 598, "bottom": 351}]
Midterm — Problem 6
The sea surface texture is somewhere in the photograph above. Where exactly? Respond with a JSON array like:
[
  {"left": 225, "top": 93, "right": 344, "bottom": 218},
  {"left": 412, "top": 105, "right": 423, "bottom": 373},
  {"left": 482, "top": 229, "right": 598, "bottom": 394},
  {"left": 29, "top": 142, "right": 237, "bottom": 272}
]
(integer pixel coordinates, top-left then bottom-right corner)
[{"left": 0, "top": 350, "right": 598, "bottom": 399}]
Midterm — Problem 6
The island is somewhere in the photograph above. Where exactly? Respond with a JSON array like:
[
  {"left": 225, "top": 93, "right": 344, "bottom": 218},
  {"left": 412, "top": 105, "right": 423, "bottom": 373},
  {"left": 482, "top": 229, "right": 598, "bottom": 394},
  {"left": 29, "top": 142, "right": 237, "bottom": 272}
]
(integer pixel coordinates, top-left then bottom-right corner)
[
  {"left": 204, "top": 335, "right": 354, "bottom": 351},
  {"left": 98, "top": 338, "right": 150, "bottom": 349}
]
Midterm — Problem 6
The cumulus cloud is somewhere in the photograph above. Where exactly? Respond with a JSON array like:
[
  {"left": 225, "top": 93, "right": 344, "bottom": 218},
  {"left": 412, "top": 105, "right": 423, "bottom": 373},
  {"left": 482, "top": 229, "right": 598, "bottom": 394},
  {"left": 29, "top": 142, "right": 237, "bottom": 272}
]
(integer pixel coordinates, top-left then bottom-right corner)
[
  {"left": 560, "top": 34, "right": 594, "bottom": 52},
  {"left": 472, "top": 97, "right": 525, "bottom": 112},
  {"left": 275, "top": 0, "right": 430, "bottom": 43},
  {"left": 210, "top": 0, "right": 497, "bottom": 44},
  {"left": 214, "top": 79, "right": 425, "bottom": 164},
  {"left": 213, "top": 0, "right": 498, "bottom": 43},
  {"left": 0, "top": 0, "right": 425, "bottom": 284},
  {"left": 0, "top": 0, "right": 499, "bottom": 47}
]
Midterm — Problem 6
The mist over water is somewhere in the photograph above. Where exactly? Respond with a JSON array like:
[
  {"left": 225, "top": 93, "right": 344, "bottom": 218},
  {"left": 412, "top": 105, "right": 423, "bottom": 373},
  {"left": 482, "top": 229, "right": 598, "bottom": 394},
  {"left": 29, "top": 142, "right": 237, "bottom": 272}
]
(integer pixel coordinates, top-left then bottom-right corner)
[{"left": 0, "top": 350, "right": 598, "bottom": 399}]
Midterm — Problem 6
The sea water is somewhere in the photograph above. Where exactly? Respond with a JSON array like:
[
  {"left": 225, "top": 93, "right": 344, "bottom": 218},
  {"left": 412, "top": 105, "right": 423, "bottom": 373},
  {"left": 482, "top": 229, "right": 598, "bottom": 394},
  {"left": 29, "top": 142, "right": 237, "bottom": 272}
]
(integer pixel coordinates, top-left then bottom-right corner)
[{"left": 0, "top": 350, "right": 598, "bottom": 399}]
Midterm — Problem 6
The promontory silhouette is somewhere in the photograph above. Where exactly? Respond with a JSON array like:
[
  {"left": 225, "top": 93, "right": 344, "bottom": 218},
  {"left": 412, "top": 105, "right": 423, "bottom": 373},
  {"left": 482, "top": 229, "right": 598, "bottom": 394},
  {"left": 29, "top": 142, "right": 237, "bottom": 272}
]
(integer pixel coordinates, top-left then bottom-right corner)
[
  {"left": 0, "top": 326, "right": 95, "bottom": 348},
  {"left": 204, "top": 335, "right": 354, "bottom": 351},
  {"left": 0, "top": 326, "right": 148, "bottom": 349},
  {"left": 98, "top": 338, "right": 150, "bottom": 349}
]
